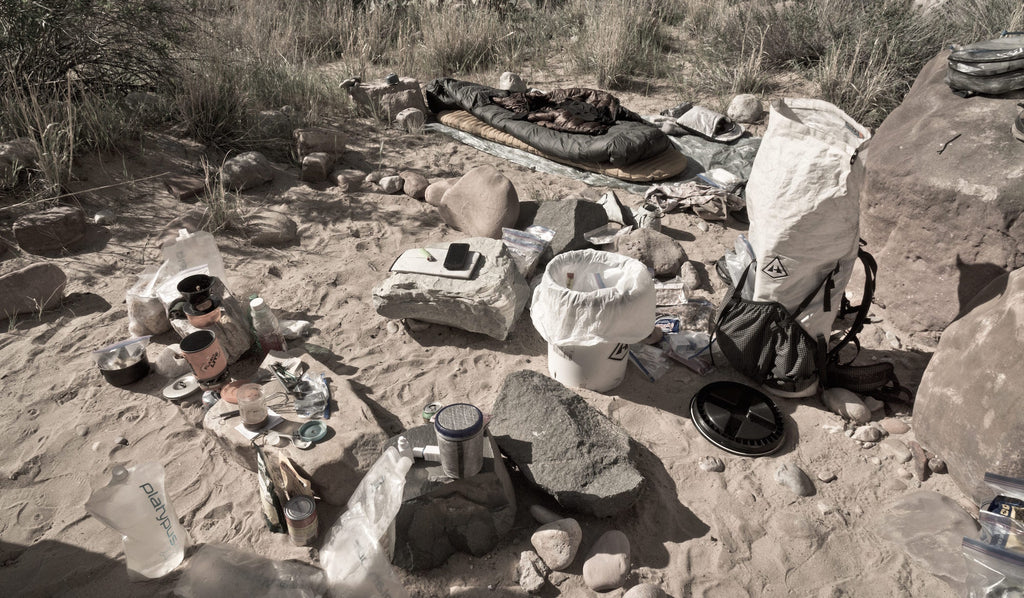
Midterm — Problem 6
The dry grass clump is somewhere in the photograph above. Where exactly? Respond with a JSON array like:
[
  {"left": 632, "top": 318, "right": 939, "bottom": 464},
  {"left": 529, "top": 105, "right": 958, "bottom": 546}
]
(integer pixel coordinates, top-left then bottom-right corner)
[{"left": 4, "top": 0, "right": 1024, "bottom": 207}]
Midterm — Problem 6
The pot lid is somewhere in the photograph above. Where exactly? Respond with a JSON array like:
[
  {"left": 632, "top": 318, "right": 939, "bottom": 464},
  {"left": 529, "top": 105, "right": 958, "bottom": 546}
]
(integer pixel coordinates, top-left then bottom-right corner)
[{"left": 690, "top": 381, "right": 785, "bottom": 457}]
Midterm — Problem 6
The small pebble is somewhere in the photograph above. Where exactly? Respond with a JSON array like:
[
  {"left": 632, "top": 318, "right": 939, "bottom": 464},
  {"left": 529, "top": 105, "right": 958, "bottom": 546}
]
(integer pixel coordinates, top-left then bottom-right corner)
[
  {"left": 696, "top": 220, "right": 710, "bottom": 232},
  {"left": 379, "top": 175, "right": 403, "bottom": 194},
  {"left": 928, "top": 457, "right": 947, "bottom": 474},
  {"left": 844, "top": 429, "right": 855, "bottom": 437},
  {"left": 548, "top": 572, "right": 569, "bottom": 586},
  {"left": 817, "top": 502, "right": 836, "bottom": 516},
  {"left": 94, "top": 209, "right": 115, "bottom": 225},
  {"left": 860, "top": 441, "right": 877, "bottom": 449},
  {"left": 517, "top": 550, "right": 548, "bottom": 594},
  {"left": 115, "top": 436, "right": 128, "bottom": 446},
  {"left": 817, "top": 472, "right": 837, "bottom": 483},
  {"left": 879, "top": 418, "right": 910, "bottom": 435},
  {"left": 775, "top": 462, "right": 815, "bottom": 497},
  {"left": 851, "top": 426, "right": 882, "bottom": 443},
  {"left": 870, "top": 457, "right": 881, "bottom": 466},
  {"left": 678, "top": 261, "right": 702, "bottom": 292},
  {"left": 75, "top": 424, "right": 89, "bottom": 437},
  {"left": 699, "top": 455, "right": 725, "bottom": 473},
  {"left": 91, "top": 441, "right": 101, "bottom": 452},
  {"left": 823, "top": 387, "right": 872, "bottom": 423},
  {"left": 531, "top": 518, "right": 582, "bottom": 571},
  {"left": 623, "top": 583, "right": 667, "bottom": 598},
  {"left": 896, "top": 468, "right": 914, "bottom": 480},
  {"left": 822, "top": 423, "right": 844, "bottom": 434},
  {"left": 386, "top": 321, "right": 400, "bottom": 334},
  {"left": 582, "top": 530, "right": 631, "bottom": 591},
  {"left": 880, "top": 438, "right": 913, "bottom": 463}
]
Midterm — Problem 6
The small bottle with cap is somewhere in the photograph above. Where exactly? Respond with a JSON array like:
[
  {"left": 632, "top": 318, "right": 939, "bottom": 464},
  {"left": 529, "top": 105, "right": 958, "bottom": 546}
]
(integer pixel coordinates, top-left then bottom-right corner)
[{"left": 250, "top": 297, "right": 287, "bottom": 356}]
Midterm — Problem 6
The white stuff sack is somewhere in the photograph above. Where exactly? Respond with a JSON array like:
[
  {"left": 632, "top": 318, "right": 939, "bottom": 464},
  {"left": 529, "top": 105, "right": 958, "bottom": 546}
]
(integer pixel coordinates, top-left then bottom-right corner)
[
  {"left": 531, "top": 249, "right": 655, "bottom": 347},
  {"left": 745, "top": 98, "right": 870, "bottom": 341}
]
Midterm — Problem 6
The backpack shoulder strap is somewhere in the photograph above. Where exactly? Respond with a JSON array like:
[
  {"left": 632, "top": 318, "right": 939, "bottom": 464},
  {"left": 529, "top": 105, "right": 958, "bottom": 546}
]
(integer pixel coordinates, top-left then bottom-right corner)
[{"left": 828, "top": 247, "right": 877, "bottom": 362}]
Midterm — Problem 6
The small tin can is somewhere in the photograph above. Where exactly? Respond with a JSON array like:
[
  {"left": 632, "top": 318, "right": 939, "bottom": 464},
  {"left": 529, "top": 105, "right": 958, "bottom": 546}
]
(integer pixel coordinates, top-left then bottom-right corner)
[
  {"left": 422, "top": 401, "right": 443, "bottom": 422},
  {"left": 284, "top": 495, "right": 318, "bottom": 546}
]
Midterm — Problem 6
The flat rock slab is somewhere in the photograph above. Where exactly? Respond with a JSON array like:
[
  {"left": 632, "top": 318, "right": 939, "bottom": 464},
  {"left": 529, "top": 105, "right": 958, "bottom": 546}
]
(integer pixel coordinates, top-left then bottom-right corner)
[
  {"left": 913, "top": 267, "right": 1024, "bottom": 502},
  {"left": 873, "top": 490, "right": 978, "bottom": 595},
  {"left": 860, "top": 50, "right": 1024, "bottom": 344},
  {"left": 372, "top": 237, "right": 530, "bottom": 340},
  {"left": 164, "top": 174, "right": 207, "bottom": 202},
  {"left": 517, "top": 197, "right": 609, "bottom": 266},
  {"left": 294, "top": 127, "right": 346, "bottom": 157},
  {"left": 490, "top": 370, "right": 645, "bottom": 517},
  {"left": 0, "top": 263, "right": 67, "bottom": 320},
  {"left": 386, "top": 425, "right": 516, "bottom": 571},
  {"left": 14, "top": 206, "right": 86, "bottom": 254},
  {"left": 203, "top": 349, "right": 388, "bottom": 506}
]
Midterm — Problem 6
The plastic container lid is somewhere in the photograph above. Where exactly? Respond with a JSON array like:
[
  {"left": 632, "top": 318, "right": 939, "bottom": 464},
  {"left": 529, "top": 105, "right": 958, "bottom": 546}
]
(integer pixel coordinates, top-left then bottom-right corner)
[
  {"left": 689, "top": 381, "right": 785, "bottom": 457},
  {"left": 297, "top": 420, "right": 328, "bottom": 443},
  {"left": 250, "top": 297, "right": 266, "bottom": 310},
  {"left": 434, "top": 403, "right": 483, "bottom": 439}
]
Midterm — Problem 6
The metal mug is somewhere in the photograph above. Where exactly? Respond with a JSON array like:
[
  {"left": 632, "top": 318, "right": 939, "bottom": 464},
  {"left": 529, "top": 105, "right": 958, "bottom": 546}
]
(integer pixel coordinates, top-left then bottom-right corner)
[{"left": 179, "top": 330, "right": 228, "bottom": 390}]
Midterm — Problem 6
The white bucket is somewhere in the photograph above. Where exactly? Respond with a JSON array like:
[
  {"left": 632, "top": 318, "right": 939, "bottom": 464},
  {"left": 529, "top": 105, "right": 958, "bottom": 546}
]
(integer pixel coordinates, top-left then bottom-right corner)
[{"left": 547, "top": 341, "right": 630, "bottom": 393}]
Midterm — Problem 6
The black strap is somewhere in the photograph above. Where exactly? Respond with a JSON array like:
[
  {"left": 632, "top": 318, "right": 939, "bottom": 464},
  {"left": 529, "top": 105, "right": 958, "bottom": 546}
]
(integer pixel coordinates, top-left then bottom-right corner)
[{"left": 828, "top": 247, "right": 877, "bottom": 363}]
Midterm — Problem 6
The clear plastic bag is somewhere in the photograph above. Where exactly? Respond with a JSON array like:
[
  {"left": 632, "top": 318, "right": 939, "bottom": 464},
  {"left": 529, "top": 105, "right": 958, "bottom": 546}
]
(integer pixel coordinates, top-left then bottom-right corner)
[
  {"left": 127, "top": 267, "right": 171, "bottom": 337},
  {"left": 627, "top": 344, "right": 671, "bottom": 381},
  {"left": 723, "top": 234, "right": 756, "bottom": 299},
  {"left": 176, "top": 544, "right": 326, "bottom": 598},
  {"left": 84, "top": 462, "right": 188, "bottom": 580},
  {"left": 320, "top": 444, "right": 413, "bottom": 598},
  {"left": 963, "top": 537, "right": 1024, "bottom": 597},
  {"left": 980, "top": 473, "right": 1024, "bottom": 552},
  {"left": 502, "top": 225, "right": 555, "bottom": 278},
  {"left": 531, "top": 249, "right": 656, "bottom": 348}
]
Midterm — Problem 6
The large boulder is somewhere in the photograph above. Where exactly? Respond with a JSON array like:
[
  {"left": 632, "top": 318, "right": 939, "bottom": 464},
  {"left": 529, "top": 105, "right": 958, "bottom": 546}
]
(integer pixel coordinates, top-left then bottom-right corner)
[
  {"left": 0, "top": 263, "right": 67, "bottom": 320},
  {"left": 439, "top": 165, "right": 520, "bottom": 239},
  {"left": 490, "top": 370, "right": 645, "bottom": 517},
  {"left": 913, "top": 268, "right": 1024, "bottom": 503},
  {"left": 860, "top": 51, "right": 1024, "bottom": 345},
  {"left": 372, "top": 237, "right": 530, "bottom": 340},
  {"left": 13, "top": 206, "right": 86, "bottom": 253}
]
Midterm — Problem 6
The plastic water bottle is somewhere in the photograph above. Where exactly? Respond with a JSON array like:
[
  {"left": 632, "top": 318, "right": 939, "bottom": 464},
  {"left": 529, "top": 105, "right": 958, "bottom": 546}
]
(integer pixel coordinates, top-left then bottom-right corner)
[
  {"left": 84, "top": 462, "right": 188, "bottom": 579},
  {"left": 250, "top": 297, "right": 287, "bottom": 355}
]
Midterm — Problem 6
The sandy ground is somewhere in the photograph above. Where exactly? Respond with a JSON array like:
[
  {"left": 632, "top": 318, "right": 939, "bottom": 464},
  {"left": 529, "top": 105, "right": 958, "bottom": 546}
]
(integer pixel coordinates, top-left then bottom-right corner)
[{"left": 0, "top": 79, "right": 967, "bottom": 598}]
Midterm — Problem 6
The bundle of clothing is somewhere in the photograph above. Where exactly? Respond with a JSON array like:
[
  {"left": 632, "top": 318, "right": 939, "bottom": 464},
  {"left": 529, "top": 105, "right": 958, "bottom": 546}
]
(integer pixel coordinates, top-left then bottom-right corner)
[{"left": 491, "top": 88, "right": 643, "bottom": 135}]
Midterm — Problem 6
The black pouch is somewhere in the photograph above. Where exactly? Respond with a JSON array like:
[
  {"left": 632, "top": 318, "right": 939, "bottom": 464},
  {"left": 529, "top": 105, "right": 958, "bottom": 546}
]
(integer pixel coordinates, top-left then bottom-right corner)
[{"left": 714, "top": 265, "right": 823, "bottom": 396}]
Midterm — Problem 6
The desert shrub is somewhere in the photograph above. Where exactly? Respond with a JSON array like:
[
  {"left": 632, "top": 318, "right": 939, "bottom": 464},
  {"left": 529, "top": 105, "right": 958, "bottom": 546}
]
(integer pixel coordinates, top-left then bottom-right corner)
[
  {"left": 415, "top": 5, "right": 513, "bottom": 76},
  {"left": 566, "top": 0, "right": 672, "bottom": 88},
  {"left": 0, "top": 0, "right": 191, "bottom": 95}
]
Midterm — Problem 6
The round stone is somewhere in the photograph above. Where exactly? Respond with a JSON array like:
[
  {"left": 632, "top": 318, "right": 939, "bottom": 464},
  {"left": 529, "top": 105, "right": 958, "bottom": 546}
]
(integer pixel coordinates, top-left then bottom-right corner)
[
  {"left": 530, "top": 518, "right": 582, "bottom": 571},
  {"left": 623, "top": 583, "right": 667, "bottom": 598},
  {"left": 582, "top": 530, "right": 631, "bottom": 591},
  {"left": 774, "top": 462, "right": 815, "bottom": 497}
]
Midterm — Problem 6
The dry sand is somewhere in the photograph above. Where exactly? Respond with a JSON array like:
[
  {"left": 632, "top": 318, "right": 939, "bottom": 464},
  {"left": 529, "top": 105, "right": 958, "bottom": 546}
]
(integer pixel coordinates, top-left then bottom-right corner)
[{"left": 0, "top": 84, "right": 967, "bottom": 598}]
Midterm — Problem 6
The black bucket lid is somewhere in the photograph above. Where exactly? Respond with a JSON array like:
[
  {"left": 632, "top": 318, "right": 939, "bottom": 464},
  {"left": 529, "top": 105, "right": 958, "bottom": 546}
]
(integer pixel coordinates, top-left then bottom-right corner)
[{"left": 690, "top": 381, "right": 785, "bottom": 457}]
